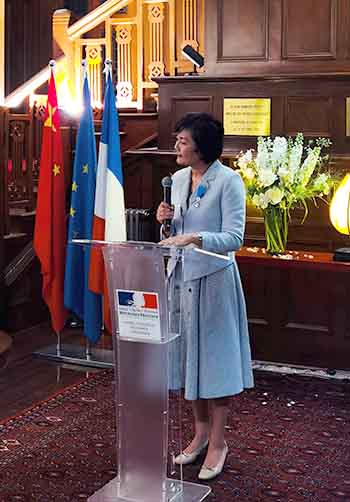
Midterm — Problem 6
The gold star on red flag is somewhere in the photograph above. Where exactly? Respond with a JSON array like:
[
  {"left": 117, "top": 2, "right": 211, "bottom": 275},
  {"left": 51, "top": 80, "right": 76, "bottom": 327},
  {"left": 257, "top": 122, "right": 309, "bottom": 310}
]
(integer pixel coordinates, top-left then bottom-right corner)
[
  {"left": 33, "top": 69, "right": 68, "bottom": 335},
  {"left": 53, "top": 164, "right": 61, "bottom": 176},
  {"left": 45, "top": 104, "right": 57, "bottom": 132}
]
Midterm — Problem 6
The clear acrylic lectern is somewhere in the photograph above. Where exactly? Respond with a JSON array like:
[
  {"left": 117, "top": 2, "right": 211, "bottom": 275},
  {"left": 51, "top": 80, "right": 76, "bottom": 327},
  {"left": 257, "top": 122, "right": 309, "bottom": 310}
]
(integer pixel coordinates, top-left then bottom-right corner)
[{"left": 77, "top": 240, "right": 225, "bottom": 502}]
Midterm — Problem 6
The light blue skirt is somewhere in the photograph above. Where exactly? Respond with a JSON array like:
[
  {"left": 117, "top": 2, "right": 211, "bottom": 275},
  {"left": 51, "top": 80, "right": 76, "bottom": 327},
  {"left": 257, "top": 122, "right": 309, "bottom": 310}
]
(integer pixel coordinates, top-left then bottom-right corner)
[{"left": 169, "top": 262, "right": 254, "bottom": 400}]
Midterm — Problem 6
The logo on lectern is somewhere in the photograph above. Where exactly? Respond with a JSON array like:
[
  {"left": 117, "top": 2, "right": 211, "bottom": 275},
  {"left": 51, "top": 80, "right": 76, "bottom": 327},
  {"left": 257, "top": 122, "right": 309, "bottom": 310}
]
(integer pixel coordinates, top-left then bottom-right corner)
[
  {"left": 117, "top": 291, "right": 158, "bottom": 309},
  {"left": 116, "top": 289, "right": 161, "bottom": 341}
]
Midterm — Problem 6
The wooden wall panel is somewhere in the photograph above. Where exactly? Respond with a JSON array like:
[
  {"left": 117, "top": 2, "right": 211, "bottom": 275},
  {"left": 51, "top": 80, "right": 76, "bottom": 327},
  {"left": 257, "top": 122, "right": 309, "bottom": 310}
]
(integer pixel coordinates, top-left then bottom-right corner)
[
  {"left": 283, "top": 269, "right": 332, "bottom": 331},
  {"left": 237, "top": 255, "right": 350, "bottom": 370},
  {"left": 218, "top": 0, "right": 269, "bottom": 61},
  {"left": 284, "top": 97, "right": 332, "bottom": 137},
  {"left": 205, "top": 0, "right": 350, "bottom": 75},
  {"left": 158, "top": 95, "right": 214, "bottom": 151},
  {"left": 5, "top": 0, "right": 65, "bottom": 95},
  {"left": 170, "top": 97, "right": 213, "bottom": 120},
  {"left": 156, "top": 75, "right": 350, "bottom": 155},
  {"left": 282, "top": 0, "right": 337, "bottom": 60}
]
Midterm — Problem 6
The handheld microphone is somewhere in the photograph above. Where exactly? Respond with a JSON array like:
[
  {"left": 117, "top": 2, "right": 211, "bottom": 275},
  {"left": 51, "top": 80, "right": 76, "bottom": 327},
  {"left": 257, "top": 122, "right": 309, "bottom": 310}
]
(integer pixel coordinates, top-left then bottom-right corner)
[{"left": 161, "top": 176, "right": 173, "bottom": 233}]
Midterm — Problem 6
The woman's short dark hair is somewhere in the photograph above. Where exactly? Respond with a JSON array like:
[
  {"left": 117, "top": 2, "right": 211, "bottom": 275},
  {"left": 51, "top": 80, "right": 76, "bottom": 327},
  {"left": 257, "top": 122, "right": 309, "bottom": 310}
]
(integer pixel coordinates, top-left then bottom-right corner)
[{"left": 175, "top": 112, "right": 224, "bottom": 164}]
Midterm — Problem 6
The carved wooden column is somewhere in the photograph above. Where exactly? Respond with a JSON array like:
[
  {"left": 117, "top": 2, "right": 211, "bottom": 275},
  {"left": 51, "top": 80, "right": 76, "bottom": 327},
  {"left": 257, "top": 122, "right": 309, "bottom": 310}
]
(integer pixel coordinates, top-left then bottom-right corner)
[
  {"left": 177, "top": 0, "right": 203, "bottom": 73},
  {"left": 115, "top": 24, "right": 134, "bottom": 106},
  {"left": 86, "top": 44, "right": 103, "bottom": 105},
  {"left": 147, "top": 3, "right": 165, "bottom": 81}
]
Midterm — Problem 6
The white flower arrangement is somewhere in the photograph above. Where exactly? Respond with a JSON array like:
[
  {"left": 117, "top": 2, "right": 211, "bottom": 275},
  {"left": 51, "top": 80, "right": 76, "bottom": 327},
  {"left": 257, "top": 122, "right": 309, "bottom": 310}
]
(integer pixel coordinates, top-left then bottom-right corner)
[{"left": 237, "top": 133, "right": 334, "bottom": 220}]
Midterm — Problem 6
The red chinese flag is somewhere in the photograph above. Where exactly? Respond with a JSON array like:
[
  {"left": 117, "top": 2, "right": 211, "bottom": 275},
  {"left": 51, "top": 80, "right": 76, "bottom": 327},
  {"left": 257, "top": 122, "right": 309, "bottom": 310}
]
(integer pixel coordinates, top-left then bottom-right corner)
[{"left": 33, "top": 70, "right": 68, "bottom": 333}]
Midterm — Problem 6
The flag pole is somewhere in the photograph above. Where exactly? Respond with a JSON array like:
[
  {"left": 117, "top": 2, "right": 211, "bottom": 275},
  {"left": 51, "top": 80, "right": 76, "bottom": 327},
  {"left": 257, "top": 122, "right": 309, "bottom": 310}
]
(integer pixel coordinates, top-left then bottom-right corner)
[
  {"left": 85, "top": 338, "right": 91, "bottom": 361},
  {"left": 56, "top": 365, "right": 61, "bottom": 384},
  {"left": 35, "top": 59, "right": 116, "bottom": 369},
  {"left": 50, "top": 57, "right": 59, "bottom": 366},
  {"left": 55, "top": 331, "right": 61, "bottom": 357}
]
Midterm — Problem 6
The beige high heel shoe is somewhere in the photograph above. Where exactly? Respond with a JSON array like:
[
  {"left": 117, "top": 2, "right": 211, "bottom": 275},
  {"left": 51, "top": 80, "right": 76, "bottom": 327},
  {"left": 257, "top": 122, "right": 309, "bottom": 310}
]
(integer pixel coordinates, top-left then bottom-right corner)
[
  {"left": 198, "top": 442, "right": 228, "bottom": 480},
  {"left": 174, "top": 439, "right": 209, "bottom": 465}
]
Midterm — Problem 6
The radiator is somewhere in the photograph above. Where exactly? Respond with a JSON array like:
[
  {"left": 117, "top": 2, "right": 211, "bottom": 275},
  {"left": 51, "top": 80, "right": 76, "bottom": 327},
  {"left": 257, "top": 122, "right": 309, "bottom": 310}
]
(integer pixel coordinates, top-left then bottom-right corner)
[{"left": 125, "top": 208, "right": 153, "bottom": 242}]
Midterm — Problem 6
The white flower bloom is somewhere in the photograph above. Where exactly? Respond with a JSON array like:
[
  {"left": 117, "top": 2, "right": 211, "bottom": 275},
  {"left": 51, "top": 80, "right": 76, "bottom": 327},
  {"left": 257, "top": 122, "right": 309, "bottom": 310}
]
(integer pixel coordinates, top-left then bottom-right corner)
[
  {"left": 289, "top": 142, "right": 303, "bottom": 173},
  {"left": 237, "top": 149, "right": 253, "bottom": 168},
  {"left": 259, "top": 169, "right": 277, "bottom": 187},
  {"left": 271, "top": 137, "right": 288, "bottom": 165},
  {"left": 252, "top": 193, "right": 269, "bottom": 209},
  {"left": 242, "top": 167, "right": 255, "bottom": 180},
  {"left": 265, "top": 187, "right": 284, "bottom": 205},
  {"left": 244, "top": 149, "right": 253, "bottom": 162},
  {"left": 298, "top": 148, "right": 320, "bottom": 187},
  {"left": 239, "top": 133, "right": 332, "bottom": 219},
  {"left": 256, "top": 138, "right": 269, "bottom": 170},
  {"left": 278, "top": 166, "right": 294, "bottom": 184}
]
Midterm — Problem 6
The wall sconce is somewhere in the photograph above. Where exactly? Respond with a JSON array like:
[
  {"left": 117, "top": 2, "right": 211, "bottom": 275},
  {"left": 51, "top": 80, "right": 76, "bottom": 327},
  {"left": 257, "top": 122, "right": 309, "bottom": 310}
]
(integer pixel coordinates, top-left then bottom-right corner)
[
  {"left": 181, "top": 45, "right": 204, "bottom": 75},
  {"left": 329, "top": 173, "right": 350, "bottom": 261}
]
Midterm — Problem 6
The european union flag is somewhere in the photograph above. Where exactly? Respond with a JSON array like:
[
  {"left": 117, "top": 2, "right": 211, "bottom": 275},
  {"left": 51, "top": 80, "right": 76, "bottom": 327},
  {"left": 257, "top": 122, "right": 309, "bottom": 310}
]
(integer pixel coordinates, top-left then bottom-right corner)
[{"left": 64, "top": 73, "right": 102, "bottom": 343}]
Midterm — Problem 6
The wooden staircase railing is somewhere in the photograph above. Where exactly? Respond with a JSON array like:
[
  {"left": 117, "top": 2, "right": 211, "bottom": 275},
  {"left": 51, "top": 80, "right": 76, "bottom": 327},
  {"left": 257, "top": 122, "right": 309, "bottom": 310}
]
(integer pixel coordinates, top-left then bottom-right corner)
[
  {"left": 3, "top": 241, "right": 35, "bottom": 288},
  {"left": 52, "top": 0, "right": 205, "bottom": 110}
]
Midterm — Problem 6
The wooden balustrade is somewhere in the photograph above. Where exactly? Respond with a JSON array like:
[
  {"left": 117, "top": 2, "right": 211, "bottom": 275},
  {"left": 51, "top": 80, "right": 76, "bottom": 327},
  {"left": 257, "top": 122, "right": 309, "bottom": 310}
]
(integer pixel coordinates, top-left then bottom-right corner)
[
  {"left": 6, "top": 113, "right": 35, "bottom": 214},
  {"left": 53, "top": 0, "right": 205, "bottom": 110}
]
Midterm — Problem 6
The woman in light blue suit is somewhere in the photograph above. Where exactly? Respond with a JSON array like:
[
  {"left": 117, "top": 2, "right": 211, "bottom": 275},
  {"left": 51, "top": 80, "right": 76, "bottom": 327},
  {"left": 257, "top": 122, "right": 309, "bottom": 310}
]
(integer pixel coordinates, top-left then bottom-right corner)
[{"left": 157, "top": 113, "right": 254, "bottom": 480}]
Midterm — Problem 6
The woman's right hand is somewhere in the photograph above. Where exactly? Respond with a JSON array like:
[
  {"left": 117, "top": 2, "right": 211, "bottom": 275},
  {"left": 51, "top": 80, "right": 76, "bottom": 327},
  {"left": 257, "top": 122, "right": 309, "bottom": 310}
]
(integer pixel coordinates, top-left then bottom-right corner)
[{"left": 156, "top": 202, "right": 174, "bottom": 224}]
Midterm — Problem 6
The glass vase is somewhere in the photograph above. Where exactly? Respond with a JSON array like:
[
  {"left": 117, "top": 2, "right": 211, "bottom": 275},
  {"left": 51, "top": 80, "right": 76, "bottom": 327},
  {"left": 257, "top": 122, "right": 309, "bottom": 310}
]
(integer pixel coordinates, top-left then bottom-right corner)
[{"left": 264, "top": 205, "right": 288, "bottom": 254}]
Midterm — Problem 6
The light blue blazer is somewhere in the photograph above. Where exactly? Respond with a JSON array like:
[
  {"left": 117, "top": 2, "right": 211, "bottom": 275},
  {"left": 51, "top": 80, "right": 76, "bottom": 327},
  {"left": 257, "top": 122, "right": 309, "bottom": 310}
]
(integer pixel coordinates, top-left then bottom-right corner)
[{"left": 170, "top": 160, "right": 246, "bottom": 281}]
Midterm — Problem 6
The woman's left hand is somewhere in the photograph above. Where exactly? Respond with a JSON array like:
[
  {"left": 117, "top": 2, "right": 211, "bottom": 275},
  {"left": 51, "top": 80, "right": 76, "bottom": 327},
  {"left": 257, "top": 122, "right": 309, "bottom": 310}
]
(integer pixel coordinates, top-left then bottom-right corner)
[{"left": 160, "top": 233, "right": 198, "bottom": 247}]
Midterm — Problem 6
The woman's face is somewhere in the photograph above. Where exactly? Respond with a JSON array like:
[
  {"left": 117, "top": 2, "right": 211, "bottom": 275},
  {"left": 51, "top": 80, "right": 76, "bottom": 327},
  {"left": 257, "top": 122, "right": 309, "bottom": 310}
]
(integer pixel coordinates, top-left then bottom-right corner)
[{"left": 174, "top": 129, "right": 202, "bottom": 167}]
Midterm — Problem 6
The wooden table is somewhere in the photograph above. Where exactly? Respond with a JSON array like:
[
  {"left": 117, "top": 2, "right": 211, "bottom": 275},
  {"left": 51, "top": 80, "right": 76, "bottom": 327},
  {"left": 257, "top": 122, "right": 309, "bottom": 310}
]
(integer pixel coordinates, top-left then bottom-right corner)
[{"left": 236, "top": 247, "right": 350, "bottom": 370}]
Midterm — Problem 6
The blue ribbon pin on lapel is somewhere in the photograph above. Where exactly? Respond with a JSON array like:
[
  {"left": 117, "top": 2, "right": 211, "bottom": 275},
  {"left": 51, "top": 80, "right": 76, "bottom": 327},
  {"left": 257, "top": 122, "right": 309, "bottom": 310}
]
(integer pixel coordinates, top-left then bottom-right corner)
[{"left": 193, "top": 184, "right": 207, "bottom": 207}]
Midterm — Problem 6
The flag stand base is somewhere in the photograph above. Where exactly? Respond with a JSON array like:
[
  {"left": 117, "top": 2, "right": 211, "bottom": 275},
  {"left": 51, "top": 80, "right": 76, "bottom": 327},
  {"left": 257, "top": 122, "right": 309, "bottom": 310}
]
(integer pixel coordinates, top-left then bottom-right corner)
[{"left": 33, "top": 343, "right": 113, "bottom": 369}]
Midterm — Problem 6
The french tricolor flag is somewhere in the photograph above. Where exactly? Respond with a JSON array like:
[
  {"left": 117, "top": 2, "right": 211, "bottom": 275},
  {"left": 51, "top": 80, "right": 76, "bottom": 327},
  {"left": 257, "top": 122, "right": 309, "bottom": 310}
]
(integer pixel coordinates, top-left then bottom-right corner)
[{"left": 89, "top": 65, "right": 126, "bottom": 325}]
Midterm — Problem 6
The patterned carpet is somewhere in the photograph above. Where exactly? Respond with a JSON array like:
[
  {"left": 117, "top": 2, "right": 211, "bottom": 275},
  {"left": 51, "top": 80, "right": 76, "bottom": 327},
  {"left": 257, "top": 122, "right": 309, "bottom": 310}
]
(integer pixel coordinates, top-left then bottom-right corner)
[{"left": 0, "top": 369, "right": 350, "bottom": 501}]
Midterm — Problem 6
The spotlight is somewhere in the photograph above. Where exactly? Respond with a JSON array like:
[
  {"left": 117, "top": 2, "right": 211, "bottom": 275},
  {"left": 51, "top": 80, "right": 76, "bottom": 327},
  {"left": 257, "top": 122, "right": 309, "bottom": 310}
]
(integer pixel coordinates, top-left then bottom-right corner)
[{"left": 181, "top": 45, "right": 204, "bottom": 75}]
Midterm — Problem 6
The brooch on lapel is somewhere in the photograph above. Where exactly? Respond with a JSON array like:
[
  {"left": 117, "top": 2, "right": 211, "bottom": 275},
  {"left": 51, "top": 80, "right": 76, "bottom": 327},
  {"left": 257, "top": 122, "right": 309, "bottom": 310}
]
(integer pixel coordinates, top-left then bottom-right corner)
[{"left": 193, "top": 184, "right": 207, "bottom": 208}]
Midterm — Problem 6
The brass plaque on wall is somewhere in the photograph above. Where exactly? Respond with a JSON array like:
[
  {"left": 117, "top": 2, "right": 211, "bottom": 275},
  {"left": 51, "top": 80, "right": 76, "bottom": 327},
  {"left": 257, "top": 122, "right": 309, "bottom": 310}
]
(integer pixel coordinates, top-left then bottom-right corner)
[
  {"left": 223, "top": 98, "right": 271, "bottom": 136},
  {"left": 346, "top": 97, "right": 350, "bottom": 137}
]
